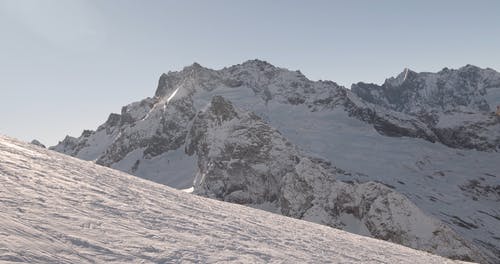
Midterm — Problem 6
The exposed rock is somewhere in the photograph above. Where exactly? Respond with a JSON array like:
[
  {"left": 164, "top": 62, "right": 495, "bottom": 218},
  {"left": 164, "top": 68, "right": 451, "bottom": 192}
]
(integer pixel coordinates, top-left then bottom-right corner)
[
  {"left": 352, "top": 65, "right": 500, "bottom": 151},
  {"left": 29, "top": 139, "right": 46, "bottom": 148},
  {"left": 187, "top": 96, "right": 488, "bottom": 263}
]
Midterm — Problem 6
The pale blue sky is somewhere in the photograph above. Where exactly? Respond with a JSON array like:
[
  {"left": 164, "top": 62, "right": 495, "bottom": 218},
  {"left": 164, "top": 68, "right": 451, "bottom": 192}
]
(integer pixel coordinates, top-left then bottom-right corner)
[{"left": 1, "top": 0, "right": 499, "bottom": 146}]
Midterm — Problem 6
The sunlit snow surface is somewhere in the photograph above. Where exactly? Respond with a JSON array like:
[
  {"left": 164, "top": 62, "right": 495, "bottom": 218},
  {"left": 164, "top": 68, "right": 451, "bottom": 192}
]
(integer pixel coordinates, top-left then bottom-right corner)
[{"left": 0, "top": 135, "right": 470, "bottom": 264}]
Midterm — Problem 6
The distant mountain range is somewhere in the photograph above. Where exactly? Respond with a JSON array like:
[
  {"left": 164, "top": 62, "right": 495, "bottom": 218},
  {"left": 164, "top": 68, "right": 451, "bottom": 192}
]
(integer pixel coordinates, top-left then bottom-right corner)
[{"left": 51, "top": 60, "right": 500, "bottom": 263}]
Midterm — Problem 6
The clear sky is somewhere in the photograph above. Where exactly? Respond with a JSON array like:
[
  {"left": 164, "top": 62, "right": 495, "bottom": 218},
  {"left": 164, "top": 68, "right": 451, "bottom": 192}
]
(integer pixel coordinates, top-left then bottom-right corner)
[{"left": 1, "top": 0, "right": 499, "bottom": 146}]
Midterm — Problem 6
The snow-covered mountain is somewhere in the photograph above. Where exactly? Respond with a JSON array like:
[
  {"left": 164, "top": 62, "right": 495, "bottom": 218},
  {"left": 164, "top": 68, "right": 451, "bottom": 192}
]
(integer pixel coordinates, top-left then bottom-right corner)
[
  {"left": 186, "top": 96, "right": 485, "bottom": 262},
  {"left": 352, "top": 65, "right": 500, "bottom": 114},
  {"left": 352, "top": 65, "right": 500, "bottom": 150},
  {"left": 3, "top": 135, "right": 473, "bottom": 263},
  {"left": 49, "top": 60, "right": 443, "bottom": 187},
  {"left": 51, "top": 60, "right": 500, "bottom": 263}
]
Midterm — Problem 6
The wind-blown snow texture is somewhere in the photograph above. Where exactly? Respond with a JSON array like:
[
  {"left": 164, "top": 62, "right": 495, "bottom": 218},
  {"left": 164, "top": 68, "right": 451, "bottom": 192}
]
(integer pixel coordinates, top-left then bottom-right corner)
[
  {"left": 0, "top": 135, "right": 471, "bottom": 264},
  {"left": 51, "top": 60, "right": 500, "bottom": 263}
]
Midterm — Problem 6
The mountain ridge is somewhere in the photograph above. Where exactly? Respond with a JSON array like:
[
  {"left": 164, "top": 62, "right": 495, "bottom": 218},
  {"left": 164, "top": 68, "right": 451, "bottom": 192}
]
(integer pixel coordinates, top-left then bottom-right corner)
[{"left": 50, "top": 60, "right": 500, "bottom": 263}]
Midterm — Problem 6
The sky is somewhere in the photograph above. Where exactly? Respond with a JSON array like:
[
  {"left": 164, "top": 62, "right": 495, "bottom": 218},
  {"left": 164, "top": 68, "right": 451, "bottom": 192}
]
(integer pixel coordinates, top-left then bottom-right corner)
[{"left": 1, "top": 0, "right": 499, "bottom": 146}]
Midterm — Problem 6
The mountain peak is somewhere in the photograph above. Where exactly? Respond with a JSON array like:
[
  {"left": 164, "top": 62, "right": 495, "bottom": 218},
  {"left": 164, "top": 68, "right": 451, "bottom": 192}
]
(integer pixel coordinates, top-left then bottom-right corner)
[
  {"left": 30, "top": 139, "right": 46, "bottom": 148},
  {"left": 155, "top": 62, "right": 212, "bottom": 98},
  {"left": 460, "top": 64, "right": 480, "bottom": 71},
  {"left": 155, "top": 73, "right": 171, "bottom": 97},
  {"left": 183, "top": 62, "right": 206, "bottom": 72},
  {"left": 241, "top": 58, "right": 273, "bottom": 66},
  {"left": 385, "top": 68, "right": 416, "bottom": 86},
  {"left": 236, "top": 59, "right": 277, "bottom": 71},
  {"left": 399, "top": 67, "right": 415, "bottom": 80}
]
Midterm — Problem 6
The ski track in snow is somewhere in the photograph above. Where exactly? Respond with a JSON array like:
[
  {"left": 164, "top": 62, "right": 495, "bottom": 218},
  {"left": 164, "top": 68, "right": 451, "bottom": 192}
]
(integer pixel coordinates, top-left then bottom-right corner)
[{"left": 0, "top": 135, "right": 470, "bottom": 264}]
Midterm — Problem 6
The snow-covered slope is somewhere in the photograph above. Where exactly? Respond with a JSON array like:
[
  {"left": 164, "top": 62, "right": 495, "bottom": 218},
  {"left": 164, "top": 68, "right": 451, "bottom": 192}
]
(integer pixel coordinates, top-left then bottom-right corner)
[
  {"left": 50, "top": 60, "right": 500, "bottom": 262},
  {"left": 0, "top": 135, "right": 471, "bottom": 264}
]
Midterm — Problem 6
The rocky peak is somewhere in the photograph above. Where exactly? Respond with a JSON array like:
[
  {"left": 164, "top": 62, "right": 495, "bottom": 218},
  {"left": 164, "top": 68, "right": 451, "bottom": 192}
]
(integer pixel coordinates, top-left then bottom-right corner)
[
  {"left": 385, "top": 68, "right": 418, "bottom": 87},
  {"left": 180, "top": 62, "right": 212, "bottom": 78},
  {"left": 50, "top": 135, "right": 79, "bottom": 155},
  {"left": 155, "top": 72, "right": 175, "bottom": 97},
  {"left": 30, "top": 139, "right": 46, "bottom": 148},
  {"left": 154, "top": 62, "right": 216, "bottom": 98},
  {"left": 352, "top": 65, "right": 500, "bottom": 114},
  {"left": 187, "top": 61, "right": 203, "bottom": 69},
  {"left": 239, "top": 59, "right": 275, "bottom": 69},
  {"left": 224, "top": 59, "right": 284, "bottom": 83},
  {"left": 459, "top": 64, "right": 481, "bottom": 72}
]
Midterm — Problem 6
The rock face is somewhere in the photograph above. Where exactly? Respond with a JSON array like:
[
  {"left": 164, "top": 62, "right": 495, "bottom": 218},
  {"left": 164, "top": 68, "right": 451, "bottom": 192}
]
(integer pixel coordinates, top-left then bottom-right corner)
[
  {"left": 29, "top": 139, "right": 46, "bottom": 148},
  {"left": 352, "top": 65, "right": 500, "bottom": 151},
  {"left": 186, "top": 96, "right": 486, "bottom": 262},
  {"left": 351, "top": 65, "right": 500, "bottom": 114},
  {"left": 51, "top": 60, "right": 500, "bottom": 263}
]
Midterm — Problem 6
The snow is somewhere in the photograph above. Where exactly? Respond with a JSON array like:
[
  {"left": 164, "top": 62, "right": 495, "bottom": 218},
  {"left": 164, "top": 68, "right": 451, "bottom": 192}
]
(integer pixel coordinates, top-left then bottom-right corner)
[
  {"left": 0, "top": 135, "right": 469, "bottom": 264},
  {"left": 337, "top": 213, "right": 371, "bottom": 236},
  {"left": 75, "top": 129, "right": 115, "bottom": 161},
  {"left": 166, "top": 86, "right": 181, "bottom": 103},
  {"left": 181, "top": 186, "right": 194, "bottom": 193},
  {"left": 111, "top": 147, "right": 197, "bottom": 189}
]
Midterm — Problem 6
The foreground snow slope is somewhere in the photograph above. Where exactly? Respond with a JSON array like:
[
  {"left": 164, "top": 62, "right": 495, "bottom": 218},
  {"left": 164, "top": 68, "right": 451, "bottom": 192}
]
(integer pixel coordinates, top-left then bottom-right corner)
[{"left": 0, "top": 135, "right": 471, "bottom": 263}]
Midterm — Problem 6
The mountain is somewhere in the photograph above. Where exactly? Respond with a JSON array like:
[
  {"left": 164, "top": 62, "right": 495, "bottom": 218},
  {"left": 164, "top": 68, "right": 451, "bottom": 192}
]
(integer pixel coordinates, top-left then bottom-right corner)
[
  {"left": 0, "top": 135, "right": 470, "bottom": 264},
  {"left": 352, "top": 65, "right": 500, "bottom": 150},
  {"left": 352, "top": 65, "right": 500, "bottom": 114},
  {"left": 30, "top": 139, "right": 46, "bottom": 148},
  {"left": 51, "top": 60, "right": 500, "bottom": 263},
  {"left": 48, "top": 60, "right": 443, "bottom": 187},
  {"left": 186, "top": 96, "right": 485, "bottom": 262}
]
